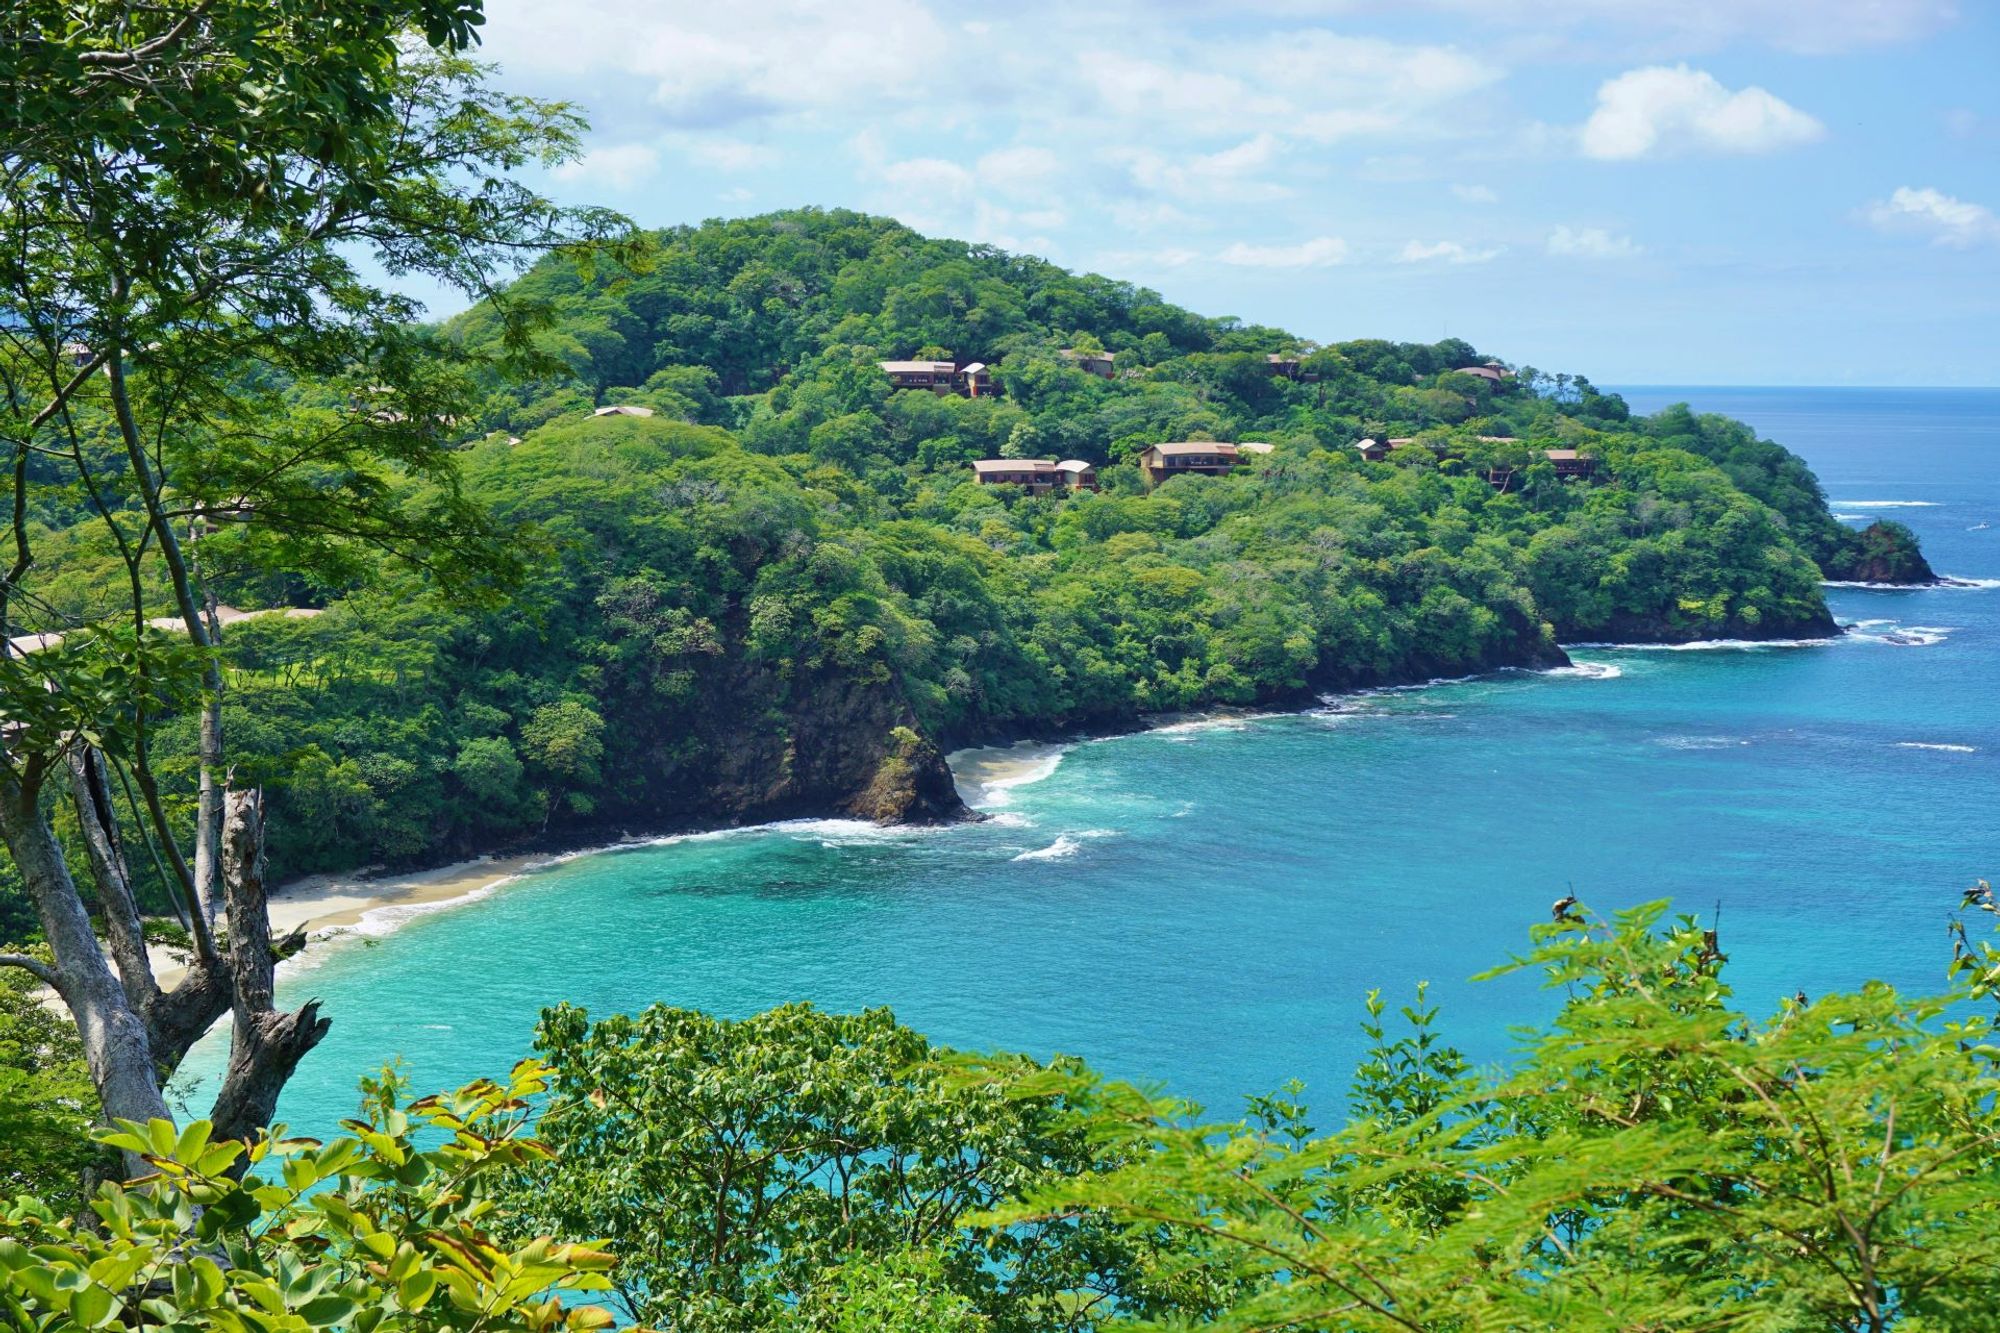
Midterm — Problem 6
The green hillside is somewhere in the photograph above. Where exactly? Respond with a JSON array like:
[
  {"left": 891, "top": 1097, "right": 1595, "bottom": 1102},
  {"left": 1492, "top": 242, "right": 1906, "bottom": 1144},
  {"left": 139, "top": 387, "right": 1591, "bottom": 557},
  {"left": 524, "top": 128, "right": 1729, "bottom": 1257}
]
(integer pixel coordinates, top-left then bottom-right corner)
[{"left": 9, "top": 208, "right": 1930, "bottom": 885}]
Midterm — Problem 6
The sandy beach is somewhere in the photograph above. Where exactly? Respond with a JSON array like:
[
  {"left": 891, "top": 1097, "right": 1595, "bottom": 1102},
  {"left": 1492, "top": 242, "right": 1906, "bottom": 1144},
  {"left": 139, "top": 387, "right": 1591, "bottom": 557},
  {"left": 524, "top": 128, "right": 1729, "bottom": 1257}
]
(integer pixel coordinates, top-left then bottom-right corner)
[
  {"left": 148, "top": 852, "right": 547, "bottom": 990},
  {"left": 125, "top": 745, "right": 1069, "bottom": 992},
  {"left": 946, "top": 740, "right": 1069, "bottom": 809}
]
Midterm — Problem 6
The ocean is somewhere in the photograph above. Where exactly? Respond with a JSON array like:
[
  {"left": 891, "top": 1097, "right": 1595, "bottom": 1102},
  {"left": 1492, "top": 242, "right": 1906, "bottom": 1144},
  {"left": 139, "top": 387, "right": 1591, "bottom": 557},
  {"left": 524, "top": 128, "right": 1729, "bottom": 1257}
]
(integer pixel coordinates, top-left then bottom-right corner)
[{"left": 186, "top": 386, "right": 2000, "bottom": 1133}]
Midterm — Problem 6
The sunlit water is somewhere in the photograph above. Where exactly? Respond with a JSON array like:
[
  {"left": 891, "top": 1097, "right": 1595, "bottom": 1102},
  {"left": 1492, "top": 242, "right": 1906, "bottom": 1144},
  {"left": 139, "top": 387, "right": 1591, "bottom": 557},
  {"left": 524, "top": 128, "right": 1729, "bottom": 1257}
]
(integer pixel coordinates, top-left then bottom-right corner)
[{"left": 185, "top": 386, "right": 2000, "bottom": 1132}]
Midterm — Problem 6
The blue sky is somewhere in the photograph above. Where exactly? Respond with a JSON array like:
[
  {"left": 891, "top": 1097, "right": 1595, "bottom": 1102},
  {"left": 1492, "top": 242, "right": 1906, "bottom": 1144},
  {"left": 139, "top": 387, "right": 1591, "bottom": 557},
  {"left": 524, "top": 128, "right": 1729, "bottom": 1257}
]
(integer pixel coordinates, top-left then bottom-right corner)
[{"left": 462, "top": 0, "right": 1999, "bottom": 385}]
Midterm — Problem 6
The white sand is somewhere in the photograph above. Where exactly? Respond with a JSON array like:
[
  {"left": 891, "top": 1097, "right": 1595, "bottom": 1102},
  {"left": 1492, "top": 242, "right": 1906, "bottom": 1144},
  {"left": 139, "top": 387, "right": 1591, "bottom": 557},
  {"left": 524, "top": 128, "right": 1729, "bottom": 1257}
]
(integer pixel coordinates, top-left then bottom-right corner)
[
  {"left": 148, "top": 852, "right": 544, "bottom": 990},
  {"left": 108, "top": 742, "right": 1042, "bottom": 996},
  {"left": 946, "top": 740, "right": 1068, "bottom": 809}
]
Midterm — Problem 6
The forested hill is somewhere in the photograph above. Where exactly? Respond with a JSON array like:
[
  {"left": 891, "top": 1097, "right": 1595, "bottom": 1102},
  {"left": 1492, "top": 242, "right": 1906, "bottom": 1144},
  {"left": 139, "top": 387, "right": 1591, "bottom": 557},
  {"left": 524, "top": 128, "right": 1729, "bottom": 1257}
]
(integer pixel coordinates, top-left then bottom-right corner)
[{"left": 14, "top": 208, "right": 1935, "bottom": 888}]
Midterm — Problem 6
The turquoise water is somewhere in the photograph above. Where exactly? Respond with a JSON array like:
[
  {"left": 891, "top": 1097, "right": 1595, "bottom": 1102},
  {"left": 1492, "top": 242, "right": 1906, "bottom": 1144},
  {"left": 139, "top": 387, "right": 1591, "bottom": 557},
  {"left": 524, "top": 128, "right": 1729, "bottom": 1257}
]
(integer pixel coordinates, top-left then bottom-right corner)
[{"left": 194, "top": 386, "right": 2000, "bottom": 1133}]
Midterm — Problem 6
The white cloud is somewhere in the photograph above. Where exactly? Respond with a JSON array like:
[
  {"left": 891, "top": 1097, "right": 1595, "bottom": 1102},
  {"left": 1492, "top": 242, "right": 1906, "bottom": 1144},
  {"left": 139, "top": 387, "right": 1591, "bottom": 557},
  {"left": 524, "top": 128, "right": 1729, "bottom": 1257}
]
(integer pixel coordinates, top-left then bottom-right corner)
[
  {"left": 1513, "top": 0, "right": 1952, "bottom": 55},
  {"left": 482, "top": 0, "right": 952, "bottom": 127},
  {"left": 1398, "top": 239, "right": 1504, "bottom": 264},
  {"left": 1451, "top": 183, "right": 1500, "bottom": 204},
  {"left": 680, "top": 137, "right": 778, "bottom": 172},
  {"left": 1864, "top": 186, "right": 2000, "bottom": 248},
  {"left": 1075, "top": 31, "right": 1496, "bottom": 151},
  {"left": 1094, "top": 246, "right": 1201, "bottom": 271},
  {"left": 1232, "top": 1, "right": 1954, "bottom": 55},
  {"left": 1218, "top": 236, "right": 1349, "bottom": 267},
  {"left": 1547, "top": 225, "right": 1642, "bottom": 258},
  {"left": 550, "top": 142, "right": 660, "bottom": 190},
  {"left": 1580, "top": 65, "right": 1824, "bottom": 160},
  {"left": 1116, "top": 134, "right": 1291, "bottom": 204},
  {"left": 879, "top": 156, "right": 976, "bottom": 201},
  {"left": 976, "top": 146, "right": 1062, "bottom": 198}
]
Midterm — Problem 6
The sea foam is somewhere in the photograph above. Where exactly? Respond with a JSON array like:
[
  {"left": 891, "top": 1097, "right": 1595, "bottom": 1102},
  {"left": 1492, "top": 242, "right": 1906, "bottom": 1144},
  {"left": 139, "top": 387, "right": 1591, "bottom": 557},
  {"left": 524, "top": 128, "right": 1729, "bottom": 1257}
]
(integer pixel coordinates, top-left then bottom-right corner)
[
  {"left": 950, "top": 743, "right": 1069, "bottom": 809},
  {"left": 1013, "top": 835, "right": 1081, "bottom": 862},
  {"left": 1894, "top": 742, "right": 1977, "bottom": 754},
  {"left": 1571, "top": 637, "right": 1831, "bottom": 652},
  {"left": 1824, "top": 577, "right": 2000, "bottom": 589},
  {"left": 1543, "top": 661, "right": 1624, "bottom": 680}
]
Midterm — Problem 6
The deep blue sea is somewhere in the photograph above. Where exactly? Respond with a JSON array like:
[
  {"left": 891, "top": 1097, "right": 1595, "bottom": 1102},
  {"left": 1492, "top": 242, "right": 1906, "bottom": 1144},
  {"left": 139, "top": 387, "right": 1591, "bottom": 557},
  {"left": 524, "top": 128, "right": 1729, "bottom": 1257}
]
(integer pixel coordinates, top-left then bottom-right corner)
[{"left": 193, "top": 386, "right": 2000, "bottom": 1134}]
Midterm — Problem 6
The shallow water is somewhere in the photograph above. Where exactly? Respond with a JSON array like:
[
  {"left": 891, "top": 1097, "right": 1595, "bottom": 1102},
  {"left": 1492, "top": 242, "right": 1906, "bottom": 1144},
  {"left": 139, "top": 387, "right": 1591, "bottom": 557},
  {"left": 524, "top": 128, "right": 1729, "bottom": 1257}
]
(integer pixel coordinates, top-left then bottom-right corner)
[{"left": 187, "top": 386, "right": 2000, "bottom": 1132}]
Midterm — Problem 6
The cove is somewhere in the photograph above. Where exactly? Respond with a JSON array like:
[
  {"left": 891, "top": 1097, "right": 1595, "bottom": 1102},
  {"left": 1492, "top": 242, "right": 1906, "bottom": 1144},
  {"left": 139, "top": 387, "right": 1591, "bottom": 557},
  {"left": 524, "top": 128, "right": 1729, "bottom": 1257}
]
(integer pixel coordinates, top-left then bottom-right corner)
[{"left": 189, "top": 387, "right": 2000, "bottom": 1136}]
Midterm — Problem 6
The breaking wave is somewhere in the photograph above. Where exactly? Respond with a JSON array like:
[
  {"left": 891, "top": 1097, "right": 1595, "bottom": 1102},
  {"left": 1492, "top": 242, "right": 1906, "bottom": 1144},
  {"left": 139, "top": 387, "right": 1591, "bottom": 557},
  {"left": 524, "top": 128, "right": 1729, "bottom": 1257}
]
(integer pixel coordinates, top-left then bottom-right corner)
[
  {"left": 1571, "top": 637, "right": 1831, "bottom": 652},
  {"left": 1895, "top": 742, "right": 1977, "bottom": 754},
  {"left": 1824, "top": 577, "right": 2000, "bottom": 589},
  {"left": 1543, "top": 661, "right": 1624, "bottom": 680},
  {"left": 1829, "top": 499, "right": 1940, "bottom": 508},
  {"left": 1013, "top": 836, "right": 1081, "bottom": 862},
  {"left": 951, "top": 745, "right": 1069, "bottom": 808}
]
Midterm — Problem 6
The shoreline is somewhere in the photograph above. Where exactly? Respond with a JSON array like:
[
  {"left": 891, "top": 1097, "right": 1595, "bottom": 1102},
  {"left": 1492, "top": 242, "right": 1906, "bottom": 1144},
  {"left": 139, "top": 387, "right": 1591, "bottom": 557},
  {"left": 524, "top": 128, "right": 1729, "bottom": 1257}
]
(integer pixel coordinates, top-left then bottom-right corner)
[
  {"left": 150, "top": 853, "right": 550, "bottom": 990},
  {"left": 151, "top": 609, "right": 1949, "bottom": 985}
]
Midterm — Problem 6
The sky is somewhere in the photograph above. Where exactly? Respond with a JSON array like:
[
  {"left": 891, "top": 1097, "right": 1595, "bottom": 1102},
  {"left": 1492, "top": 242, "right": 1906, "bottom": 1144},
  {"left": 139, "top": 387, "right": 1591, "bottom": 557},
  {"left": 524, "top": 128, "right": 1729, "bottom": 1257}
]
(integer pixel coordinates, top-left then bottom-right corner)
[{"left": 457, "top": 0, "right": 2000, "bottom": 386}]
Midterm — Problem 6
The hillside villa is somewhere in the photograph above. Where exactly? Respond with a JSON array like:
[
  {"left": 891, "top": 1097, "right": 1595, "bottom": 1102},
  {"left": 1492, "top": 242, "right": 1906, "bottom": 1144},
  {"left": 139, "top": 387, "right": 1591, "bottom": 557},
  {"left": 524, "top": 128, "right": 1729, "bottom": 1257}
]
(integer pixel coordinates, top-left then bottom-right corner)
[
  {"left": 1055, "top": 459, "right": 1099, "bottom": 490},
  {"left": 880, "top": 359, "right": 993, "bottom": 397},
  {"left": 1140, "top": 441, "right": 1241, "bottom": 485},
  {"left": 970, "top": 458, "right": 1099, "bottom": 494},
  {"left": 1059, "top": 348, "right": 1117, "bottom": 377},
  {"left": 1353, "top": 434, "right": 1597, "bottom": 487}
]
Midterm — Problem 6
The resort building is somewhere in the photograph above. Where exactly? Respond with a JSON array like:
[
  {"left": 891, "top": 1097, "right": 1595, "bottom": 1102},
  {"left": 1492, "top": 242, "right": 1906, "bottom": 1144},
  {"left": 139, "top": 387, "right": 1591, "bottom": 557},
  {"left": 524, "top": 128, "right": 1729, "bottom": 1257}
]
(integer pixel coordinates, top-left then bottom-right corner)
[
  {"left": 1453, "top": 363, "right": 1511, "bottom": 382},
  {"left": 1486, "top": 449, "right": 1599, "bottom": 490},
  {"left": 1267, "top": 354, "right": 1302, "bottom": 379},
  {"left": 879, "top": 359, "right": 959, "bottom": 391},
  {"left": 1055, "top": 459, "right": 1099, "bottom": 491},
  {"left": 971, "top": 459, "right": 1061, "bottom": 494},
  {"left": 1543, "top": 449, "right": 1597, "bottom": 479},
  {"left": 879, "top": 359, "right": 996, "bottom": 397},
  {"left": 1139, "top": 441, "right": 1240, "bottom": 485},
  {"left": 1059, "top": 348, "right": 1117, "bottom": 378},
  {"left": 593, "top": 404, "right": 655, "bottom": 418}
]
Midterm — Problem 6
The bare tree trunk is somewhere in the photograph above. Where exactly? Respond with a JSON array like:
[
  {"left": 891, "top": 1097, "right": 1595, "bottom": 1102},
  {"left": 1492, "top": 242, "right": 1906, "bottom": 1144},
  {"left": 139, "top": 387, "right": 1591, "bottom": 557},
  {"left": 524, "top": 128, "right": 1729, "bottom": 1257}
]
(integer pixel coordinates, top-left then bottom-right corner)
[
  {"left": 191, "top": 580, "right": 223, "bottom": 926},
  {"left": 0, "top": 759, "right": 169, "bottom": 1169},
  {"left": 65, "top": 746, "right": 158, "bottom": 1014},
  {"left": 65, "top": 742, "right": 238, "bottom": 1090},
  {"left": 207, "top": 787, "right": 328, "bottom": 1142}
]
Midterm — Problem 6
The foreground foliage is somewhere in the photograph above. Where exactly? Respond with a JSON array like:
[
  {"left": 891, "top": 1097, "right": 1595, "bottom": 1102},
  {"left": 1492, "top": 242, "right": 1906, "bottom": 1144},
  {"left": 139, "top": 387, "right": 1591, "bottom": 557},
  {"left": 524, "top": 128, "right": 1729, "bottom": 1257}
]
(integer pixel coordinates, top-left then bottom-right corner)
[
  {"left": 4, "top": 897, "right": 1998, "bottom": 1330},
  {"left": 0, "top": 1062, "right": 619, "bottom": 1333},
  {"left": 1, "top": 0, "right": 626, "bottom": 1148},
  {"left": 989, "top": 901, "right": 2000, "bottom": 1330},
  {"left": 502, "top": 1002, "right": 1218, "bottom": 1330}
]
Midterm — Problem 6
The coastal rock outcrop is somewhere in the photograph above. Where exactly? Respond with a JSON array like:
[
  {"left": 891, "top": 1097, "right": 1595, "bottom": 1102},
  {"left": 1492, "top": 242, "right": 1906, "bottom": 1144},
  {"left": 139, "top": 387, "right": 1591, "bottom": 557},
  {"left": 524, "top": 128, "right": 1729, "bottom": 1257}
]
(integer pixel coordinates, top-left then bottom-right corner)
[
  {"left": 1831, "top": 520, "right": 1938, "bottom": 585},
  {"left": 845, "top": 726, "right": 966, "bottom": 825}
]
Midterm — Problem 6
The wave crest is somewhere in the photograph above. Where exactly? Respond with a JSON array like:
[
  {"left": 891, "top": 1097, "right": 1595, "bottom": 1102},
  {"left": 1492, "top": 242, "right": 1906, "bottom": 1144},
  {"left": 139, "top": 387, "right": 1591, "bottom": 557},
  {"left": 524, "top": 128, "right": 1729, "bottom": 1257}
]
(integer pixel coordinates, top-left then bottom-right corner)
[{"left": 1013, "top": 835, "right": 1080, "bottom": 862}]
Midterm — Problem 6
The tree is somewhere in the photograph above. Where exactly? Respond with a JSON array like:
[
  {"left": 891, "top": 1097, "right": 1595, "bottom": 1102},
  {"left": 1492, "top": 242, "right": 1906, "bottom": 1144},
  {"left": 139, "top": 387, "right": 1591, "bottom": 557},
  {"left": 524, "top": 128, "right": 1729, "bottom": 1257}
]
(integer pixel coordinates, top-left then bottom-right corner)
[
  {"left": 499, "top": 1001, "right": 1212, "bottom": 1331},
  {"left": 986, "top": 900, "right": 2000, "bottom": 1329},
  {"left": 0, "top": 1062, "right": 622, "bottom": 1333},
  {"left": 519, "top": 700, "right": 605, "bottom": 820},
  {"left": 0, "top": 964, "right": 100, "bottom": 1212},
  {"left": 0, "top": 0, "right": 629, "bottom": 1157}
]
